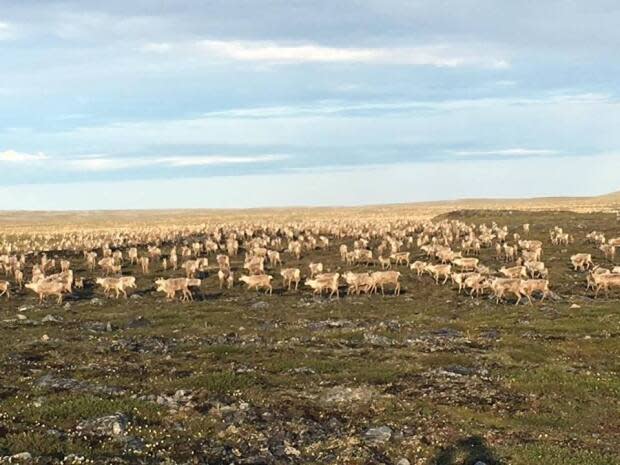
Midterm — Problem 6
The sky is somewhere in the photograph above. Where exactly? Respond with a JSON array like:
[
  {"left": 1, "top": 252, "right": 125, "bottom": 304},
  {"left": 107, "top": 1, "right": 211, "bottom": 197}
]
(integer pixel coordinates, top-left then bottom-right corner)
[{"left": 0, "top": 1, "right": 619, "bottom": 210}]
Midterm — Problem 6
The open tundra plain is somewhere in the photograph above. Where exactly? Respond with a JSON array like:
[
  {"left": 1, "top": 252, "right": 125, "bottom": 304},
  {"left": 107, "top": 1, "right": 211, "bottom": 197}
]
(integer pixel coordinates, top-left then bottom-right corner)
[{"left": 0, "top": 195, "right": 619, "bottom": 465}]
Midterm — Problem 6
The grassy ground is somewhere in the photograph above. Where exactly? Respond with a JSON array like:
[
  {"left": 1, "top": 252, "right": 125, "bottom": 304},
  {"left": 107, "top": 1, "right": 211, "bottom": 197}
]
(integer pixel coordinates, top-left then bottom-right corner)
[{"left": 0, "top": 210, "right": 618, "bottom": 464}]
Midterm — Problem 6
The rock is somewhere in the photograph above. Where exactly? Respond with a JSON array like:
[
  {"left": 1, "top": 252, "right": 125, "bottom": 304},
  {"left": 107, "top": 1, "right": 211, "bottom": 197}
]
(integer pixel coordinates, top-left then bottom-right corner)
[
  {"left": 122, "top": 435, "right": 145, "bottom": 451},
  {"left": 432, "top": 328, "right": 463, "bottom": 338},
  {"left": 444, "top": 364, "right": 475, "bottom": 376},
  {"left": 37, "top": 374, "right": 125, "bottom": 396},
  {"left": 321, "top": 386, "right": 375, "bottom": 404},
  {"left": 63, "top": 303, "right": 72, "bottom": 310},
  {"left": 287, "top": 367, "right": 316, "bottom": 375},
  {"left": 17, "top": 314, "right": 27, "bottom": 320},
  {"left": 284, "top": 444, "right": 301, "bottom": 457},
  {"left": 130, "top": 294, "right": 142, "bottom": 300},
  {"left": 40, "top": 334, "right": 50, "bottom": 342},
  {"left": 474, "top": 462, "right": 487, "bottom": 465},
  {"left": 18, "top": 305, "right": 34, "bottom": 312},
  {"left": 363, "top": 333, "right": 393, "bottom": 346},
  {"left": 364, "top": 426, "right": 392, "bottom": 444},
  {"left": 397, "top": 459, "right": 411, "bottom": 465},
  {"left": 63, "top": 454, "right": 86, "bottom": 464},
  {"left": 570, "top": 303, "right": 581, "bottom": 309},
  {"left": 42, "top": 314, "right": 62, "bottom": 323},
  {"left": 82, "top": 321, "right": 107, "bottom": 332},
  {"left": 480, "top": 329, "right": 500, "bottom": 340},
  {"left": 90, "top": 298, "right": 104, "bottom": 306},
  {"left": 251, "top": 301, "right": 270, "bottom": 310},
  {"left": 106, "top": 322, "right": 113, "bottom": 332},
  {"left": 76, "top": 413, "right": 128, "bottom": 437},
  {"left": 10, "top": 452, "right": 32, "bottom": 461},
  {"left": 126, "top": 316, "right": 151, "bottom": 328}
]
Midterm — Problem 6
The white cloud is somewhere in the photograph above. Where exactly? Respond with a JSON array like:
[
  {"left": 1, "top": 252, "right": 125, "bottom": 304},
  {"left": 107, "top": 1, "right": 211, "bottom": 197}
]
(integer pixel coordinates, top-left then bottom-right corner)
[
  {"left": 2, "top": 153, "right": 619, "bottom": 210},
  {"left": 451, "top": 148, "right": 560, "bottom": 157},
  {"left": 0, "top": 150, "right": 48, "bottom": 162},
  {"left": 198, "top": 93, "right": 614, "bottom": 119},
  {"left": 141, "top": 39, "right": 509, "bottom": 68},
  {"left": 0, "top": 22, "right": 14, "bottom": 40},
  {"left": 199, "top": 40, "right": 510, "bottom": 68},
  {"left": 161, "top": 154, "right": 287, "bottom": 167},
  {"left": 140, "top": 42, "right": 172, "bottom": 53},
  {"left": 64, "top": 154, "right": 287, "bottom": 171}
]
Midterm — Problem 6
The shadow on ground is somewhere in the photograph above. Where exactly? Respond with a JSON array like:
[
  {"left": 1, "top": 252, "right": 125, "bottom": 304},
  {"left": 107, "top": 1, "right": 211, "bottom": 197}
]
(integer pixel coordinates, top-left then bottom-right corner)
[{"left": 430, "top": 436, "right": 502, "bottom": 465}]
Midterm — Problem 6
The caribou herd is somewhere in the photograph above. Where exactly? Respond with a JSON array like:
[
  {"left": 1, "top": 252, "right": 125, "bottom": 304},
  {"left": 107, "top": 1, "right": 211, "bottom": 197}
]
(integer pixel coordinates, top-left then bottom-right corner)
[{"left": 0, "top": 217, "right": 618, "bottom": 305}]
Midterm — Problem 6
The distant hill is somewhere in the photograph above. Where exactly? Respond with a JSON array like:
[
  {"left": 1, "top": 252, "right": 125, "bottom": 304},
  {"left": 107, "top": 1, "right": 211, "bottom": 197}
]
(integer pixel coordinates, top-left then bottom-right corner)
[
  {"left": 597, "top": 191, "right": 620, "bottom": 201},
  {"left": 0, "top": 189, "right": 618, "bottom": 232}
]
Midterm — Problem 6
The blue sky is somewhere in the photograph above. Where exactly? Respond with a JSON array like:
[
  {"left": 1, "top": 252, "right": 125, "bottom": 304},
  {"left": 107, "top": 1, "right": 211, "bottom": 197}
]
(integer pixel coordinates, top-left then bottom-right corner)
[{"left": 1, "top": 1, "right": 619, "bottom": 210}]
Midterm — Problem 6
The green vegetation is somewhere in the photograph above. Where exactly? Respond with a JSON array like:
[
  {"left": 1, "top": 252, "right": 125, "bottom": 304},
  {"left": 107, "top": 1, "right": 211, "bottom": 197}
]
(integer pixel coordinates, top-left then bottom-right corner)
[{"left": 0, "top": 210, "right": 618, "bottom": 464}]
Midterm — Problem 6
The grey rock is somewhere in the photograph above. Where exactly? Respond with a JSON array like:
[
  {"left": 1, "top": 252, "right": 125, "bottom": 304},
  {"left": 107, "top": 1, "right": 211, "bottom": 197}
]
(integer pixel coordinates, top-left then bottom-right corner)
[
  {"left": 321, "top": 386, "right": 375, "bottom": 404},
  {"left": 18, "top": 305, "right": 34, "bottom": 312},
  {"left": 90, "top": 298, "right": 104, "bottom": 306},
  {"left": 42, "top": 314, "right": 63, "bottom": 323},
  {"left": 63, "top": 303, "right": 72, "bottom": 310},
  {"left": 16, "top": 314, "right": 28, "bottom": 321},
  {"left": 82, "top": 321, "right": 108, "bottom": 332},
  {"left": 363, "top": 333, "right": 393, "bottom": 346},
  {"left": 364, "top": 425, "right": 392, "bottom": 443},
  {"left": 287, "top": 367, "right": 316, "bottom": 375},
  {"left": 126, "top": 316, "right": 151, "bottom": 328},
  {"left": 130, "top": 294, "right": 142, "bottom": 300},
  {"left": 122, "top": 435, "right": 145, "bottom": 451},
  {"left": 397, "top": 459, "right": 411, "bottom": 465},
  {"left": 444, "top": 365, "right": 475, "bottom": 376},
  {"left": 251, "top": 301, "right": 270, "bottom": 310},
  {"left": 76, "top": 413, "right": 128, "bottom": 437},
  {"left": 432, "top": 328, "right": 463, "bottom": 338},
  {"left": 10, "top": 452, "right": 33, "bottom": 461},
  {"left": 37, "top": 374, "right": 125, "bottom": 396}
]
